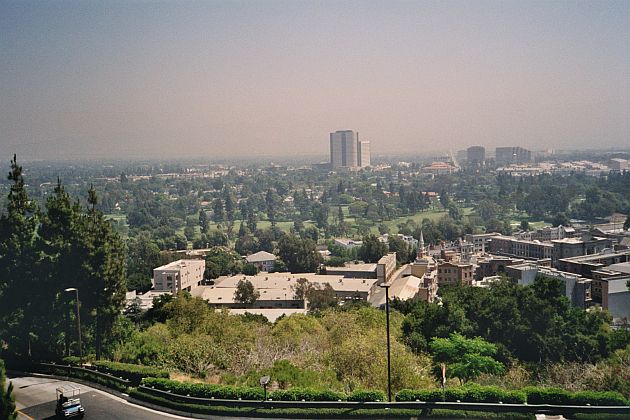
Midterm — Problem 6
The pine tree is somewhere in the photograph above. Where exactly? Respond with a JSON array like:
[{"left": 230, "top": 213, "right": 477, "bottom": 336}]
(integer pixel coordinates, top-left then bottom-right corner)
[
  {"left": 36, "top": 179, "right": 86, "bottom": 358},
  {"left": 83, "top": 186, "right": 127, "bottom": 360},
  {"left": 0, "top": 155, "right": 39, "bottom": 357}
]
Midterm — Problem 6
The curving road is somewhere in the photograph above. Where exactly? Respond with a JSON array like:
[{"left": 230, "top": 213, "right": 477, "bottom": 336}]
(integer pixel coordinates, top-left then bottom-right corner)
[
  {"left": 8, "top": 375, "right": 566, "bottom": 420},
  {"left": 10, "top": 375, "right": 187, "bottom": 420}
]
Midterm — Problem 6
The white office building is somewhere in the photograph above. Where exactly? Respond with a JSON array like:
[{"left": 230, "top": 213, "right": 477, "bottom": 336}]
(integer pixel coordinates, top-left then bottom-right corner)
[{"left": 153, "top": 259, "right": 205, "bottom": 293}]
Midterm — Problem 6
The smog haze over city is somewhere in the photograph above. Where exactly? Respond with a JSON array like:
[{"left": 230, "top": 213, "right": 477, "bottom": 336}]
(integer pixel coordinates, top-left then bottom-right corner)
[{"left": 1, "top": 0, "right": 629, "bottom": 161}]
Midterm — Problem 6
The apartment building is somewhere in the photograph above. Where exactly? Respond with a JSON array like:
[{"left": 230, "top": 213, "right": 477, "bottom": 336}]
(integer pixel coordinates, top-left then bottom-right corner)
[{"left": 437, "top": 261, "right": 474, "bottom": 286}]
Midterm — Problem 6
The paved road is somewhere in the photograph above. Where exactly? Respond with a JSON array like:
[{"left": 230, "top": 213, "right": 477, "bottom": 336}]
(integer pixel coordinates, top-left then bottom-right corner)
[
  {"left": 9, "top": 375, "right": 567, "bottom": 420},
  {"left": 10, "top": 375, "right": 187, "bottom": 419}
]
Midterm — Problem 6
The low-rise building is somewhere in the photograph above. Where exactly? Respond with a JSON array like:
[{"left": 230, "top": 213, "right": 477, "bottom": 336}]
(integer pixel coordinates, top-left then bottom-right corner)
[
  {"left": 245, "top": 251, "right": 277, "bottom": 272},
  {"left": 505, "top": 263, "right": 591, "bottom": 308},
  {"left": 153, "top": 259, "right": 205, "bottom": 293},
  {"left": 437, "top": 261, "right": 474, "bottom": 286},
  {"left": 194, "top": 272, "right": 378, "bottom": 310},
  {"left": 552, "top": 237, "right": 613, "bottom": 263},
  {"left": 324, "top": 262, "right": 378, "bottom": 279},
  {"left": 489, "top": 236, "right": 553, "bottom": 260},
  {"left": 556, "top": 250, "right": 630, "bottom": 277},
  {"left": 475, "top": 256, "right": 524, "bottom": 280},
  {"left": 465, "top": 233, "right": 501, "bottom": 253}
]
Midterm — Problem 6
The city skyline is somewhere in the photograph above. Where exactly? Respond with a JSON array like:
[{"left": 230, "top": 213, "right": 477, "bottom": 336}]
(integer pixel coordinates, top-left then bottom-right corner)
[{"left": 1, "top": 1, "right": 629, "bottom": 160}]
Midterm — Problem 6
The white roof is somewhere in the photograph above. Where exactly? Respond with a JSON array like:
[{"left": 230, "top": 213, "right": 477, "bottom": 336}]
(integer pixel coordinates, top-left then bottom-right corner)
[
  {"left": 327, "top": 263, "right": 377, "bottom": 272},
  {"left": 154, "top": 259, "right": 205, "bottom": 271},
  {"left": 245, "top": 251, "right": 277, "bottom": 263},
  {"left": 214, "top": 272, "right": 376, "bottom": 293}
]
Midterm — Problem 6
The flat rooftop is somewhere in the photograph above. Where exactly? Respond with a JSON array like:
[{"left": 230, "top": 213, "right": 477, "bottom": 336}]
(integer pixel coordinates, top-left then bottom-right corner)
[
  {"left": 214, "top": 272, "right": 377, "bottom": 293},
  {"left": 154, "top": 259, "right": 205, "bottom": 271}
]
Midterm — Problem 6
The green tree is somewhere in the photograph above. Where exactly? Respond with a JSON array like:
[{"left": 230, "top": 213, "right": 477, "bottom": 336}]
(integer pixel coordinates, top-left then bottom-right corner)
[
  {"left": 212, "top": 198, "right": 224, "bottom": 222},
  {"left": 198, "top": 210, "right": 209, "bottom": 233},
  {"left": 83, "top": 186, "right": 128, "bottom": 360},
  {"left": 126, "top": 232, "right": 167, "bottom": 292},
  {"left": 204, "top": 247, "right": 243, "bottom": 279},
  {"left": 223, "top": 189, "right": 235, "bottom": 222},
  {"left": 305, "top": 283, "right": 337, "bottom": 312},
  {"left": 388, "top": 235, "right": 413, "bottom": 264},
  {"left": 277, "top": 235, "right": 322, "bottom": 273},
  {"left": 234, "top": 279, "right": 260, "bottom": 305},
  {"left": 0, "top": 155, "right": 39, "bottom": 357},
  {"left": 520, "top": 220, "right": 529, "bottom": 231},
  {"left": 358, "top": 234, "right": 388, "bottom": 263},
  {"left": 624, "top": 214, "right": 630, "bottom": 231},
  {"left": 242, "top": 263, "right": 259, "bottom": 276},
  {"left": 0, "top": 359, "right": 17, "bottom": 420},
  {"left": 429, "top": 333, "right": 504, "bottom": 384},
  {"left": 265, "top": 189, "right": 277, "bottom": 227}
]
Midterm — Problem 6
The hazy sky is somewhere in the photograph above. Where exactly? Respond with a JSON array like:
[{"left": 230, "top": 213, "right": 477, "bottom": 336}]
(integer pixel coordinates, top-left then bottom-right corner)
[{"left": 1, "top": 0, "right": 629, "bottom": 160}]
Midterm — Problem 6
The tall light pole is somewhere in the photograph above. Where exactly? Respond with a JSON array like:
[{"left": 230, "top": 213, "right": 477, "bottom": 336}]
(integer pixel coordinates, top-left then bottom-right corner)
[
  {"left": 65, "top": 288, "right": 82, "bottom": 362},
  {"left": 379, "top": 282, "right": 392, "bottom": 402}
]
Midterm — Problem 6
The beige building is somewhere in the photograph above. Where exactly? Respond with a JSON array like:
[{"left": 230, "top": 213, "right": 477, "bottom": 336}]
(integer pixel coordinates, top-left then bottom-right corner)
[
  {"left": 153, "top": 259, "right": 205, "bottom": 293},
  {"left": 437, "top": 261, "right": 474, "bottom": 286}
]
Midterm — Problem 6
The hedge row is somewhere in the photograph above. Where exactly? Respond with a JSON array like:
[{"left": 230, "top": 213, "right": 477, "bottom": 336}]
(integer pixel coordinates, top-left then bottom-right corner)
[
  {"left": 130, "top": 388, "right": 534, "bottom": 419},
  {"left": 39, "top": 364, "right": 130, "bottom": 393},
  {"left": 396, "top": 385, "right": 526, "bottom": 404},
  {"left": 397, "top": 385, "right": 628, "bottom": 406},
  {"left": 143, "top": 377, "right": 628, "bottom": 406},
  {"left": 143, "top": 377, "right": 264, "bottom": 400},
  {"left": 522, "top": 387, "right": 628, "bottom": 406},
  {"left": 142, "top": 378, "right": 385, "bottom": 402},
  {"left": 91, "top": 360, "right": 169, "bottom": 385}
]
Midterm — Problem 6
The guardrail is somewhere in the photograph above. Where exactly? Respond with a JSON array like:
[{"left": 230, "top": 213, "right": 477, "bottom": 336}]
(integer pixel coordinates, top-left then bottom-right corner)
[
  {"left": 139, "top": 385, "right": 630, "bottom": 417},
  {"left": 34, "top": 362, "right": 132, "bottom": 392}
]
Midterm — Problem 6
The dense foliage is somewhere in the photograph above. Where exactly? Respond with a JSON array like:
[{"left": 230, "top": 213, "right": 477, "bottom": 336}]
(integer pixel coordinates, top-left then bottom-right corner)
[
  {"left": 0, "top": 157, "right": 127, "bottom": 360},
  {"left": 396, "top": 277, "right": 623, "bottom": 364}
]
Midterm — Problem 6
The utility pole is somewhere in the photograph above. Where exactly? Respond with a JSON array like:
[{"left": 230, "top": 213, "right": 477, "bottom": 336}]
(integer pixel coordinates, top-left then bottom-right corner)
[{"left": 380, "top": 282, "right": 392, "bottom": 402}]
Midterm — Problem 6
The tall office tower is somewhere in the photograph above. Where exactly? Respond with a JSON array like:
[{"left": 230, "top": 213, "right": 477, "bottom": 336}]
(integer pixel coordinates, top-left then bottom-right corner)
[
  {"left": 330, "top": 130, "right": 359, "bottom": 168},
  {"left": 467, "top": 146, "right": 485, "bottom": 165},
  {"left": 358, "top": 140, "right": 371, "bottom": 167},
  {"left": 495, "top": 147, "right": 532, "bottom": 165}
]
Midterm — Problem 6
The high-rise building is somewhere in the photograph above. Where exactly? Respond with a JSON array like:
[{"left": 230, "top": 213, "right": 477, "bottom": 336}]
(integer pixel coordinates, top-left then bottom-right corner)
[
  {"left": 467, "top": 146, "right": 485, "bottom": 165},
  {"left": 358, "top": 140, "right": 371, "bottom": 167},
  {"left": 495, "top": 147, "right": 531, "bottom": 165},
  {"left": 329, "top": 130, "right": 370, "bottom": 168}
]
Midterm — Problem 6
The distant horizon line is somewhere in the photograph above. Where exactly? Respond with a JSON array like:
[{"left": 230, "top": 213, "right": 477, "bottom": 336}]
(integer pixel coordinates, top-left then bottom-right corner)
[{"left": 3, "top": 145, "right": 630, "bottom": 166}]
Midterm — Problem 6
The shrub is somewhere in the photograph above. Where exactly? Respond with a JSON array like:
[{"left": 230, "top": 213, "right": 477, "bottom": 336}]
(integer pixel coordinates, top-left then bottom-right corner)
[
  {"left": 268, "top": 388, "right": 346, "bottom": 401},
  {"left": 61, "top": 356, "right": 82, "bottom": 366},
  {"left": 459, "top": 384, "right": 525, "bottom": 404},
  {"left": 570, "top": 391, "right": 628, "bottom": 406},
  {"left": 444, "top": 388, "right": 465, "bottom": 402},
  {"left": 92, "top": 360, "right": 168, "bottom": 385},
  {"left": 523, "top": 387, "right": 572, "bottom": 405},
  {"left": 347, "top": 390, "right": 387, "bottom": 402},
  {"left": 396, "top": 389, "right": 444, "bottom": 402}
]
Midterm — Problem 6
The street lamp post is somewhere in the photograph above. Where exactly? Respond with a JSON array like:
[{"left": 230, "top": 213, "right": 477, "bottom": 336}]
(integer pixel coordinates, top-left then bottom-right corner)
[
  {"left": 379, "top": 282, "right": 392, "bottom": 402},
  {"left": 65, "top": 288, "right": 82, "bottom": 362}
]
